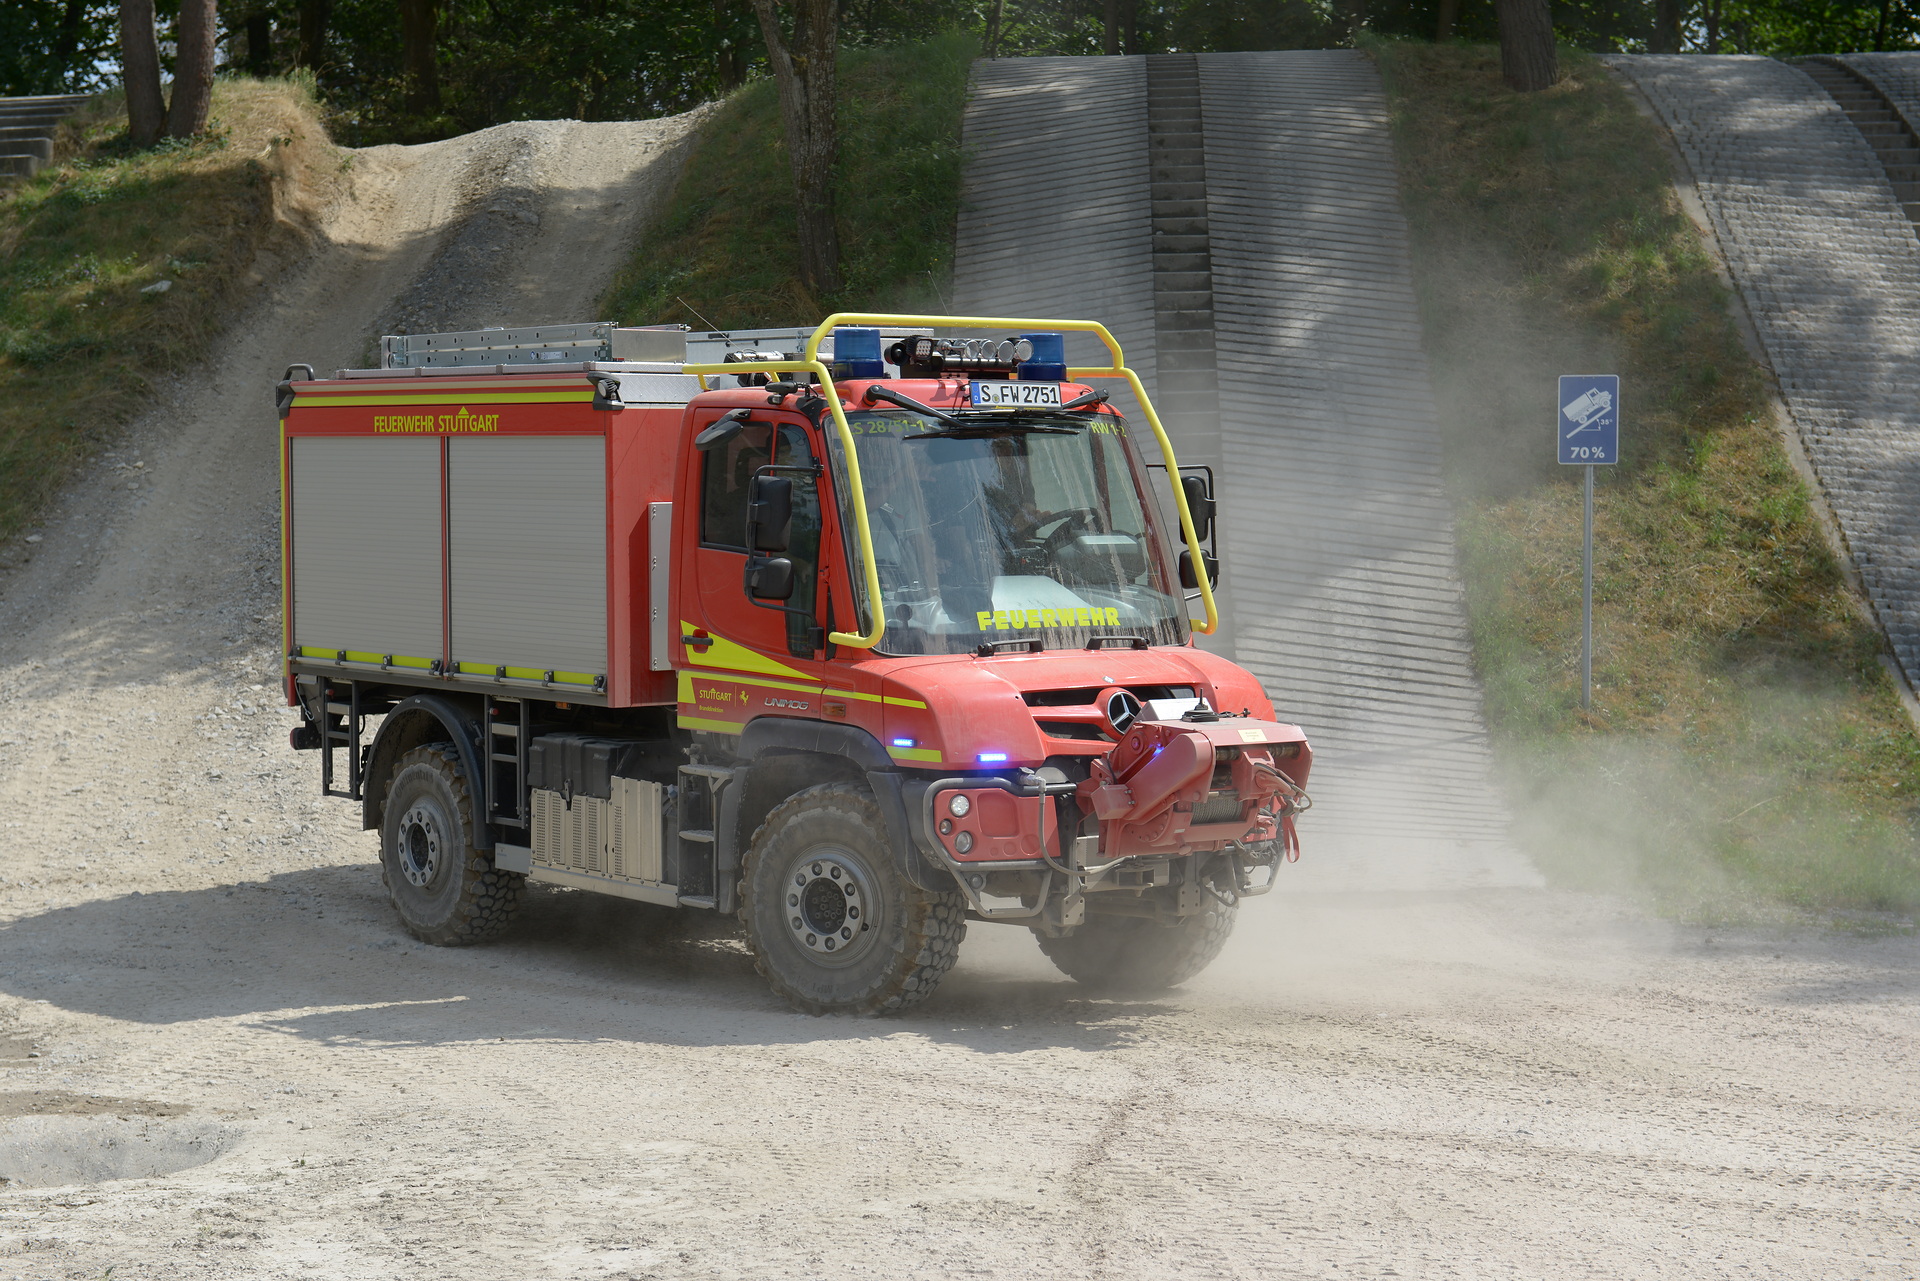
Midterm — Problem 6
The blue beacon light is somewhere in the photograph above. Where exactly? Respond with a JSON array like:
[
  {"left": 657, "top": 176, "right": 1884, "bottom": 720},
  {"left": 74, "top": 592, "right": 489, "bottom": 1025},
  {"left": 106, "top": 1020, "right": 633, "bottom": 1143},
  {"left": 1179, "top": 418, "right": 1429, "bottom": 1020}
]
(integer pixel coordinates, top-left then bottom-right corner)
[
  {"left": 833, "top": 326, "right": 886, "bottom": 378},
  {"left": 891, "top": 737, "right": 917, "bottom": 748},
  {"left": 1016, "top": 332, "right": 1067, "bottom": 381},
  {"left": 977, "top": 752, "right": 1009, "bottom": 764}
]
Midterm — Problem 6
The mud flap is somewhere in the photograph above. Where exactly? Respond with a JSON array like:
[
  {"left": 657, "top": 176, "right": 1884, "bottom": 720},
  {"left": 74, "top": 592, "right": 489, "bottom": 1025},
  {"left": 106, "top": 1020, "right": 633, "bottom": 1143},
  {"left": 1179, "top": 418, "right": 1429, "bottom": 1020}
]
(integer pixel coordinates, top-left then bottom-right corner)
[{"left": 872, "top": 773, "right": 956, "bottom": 893}]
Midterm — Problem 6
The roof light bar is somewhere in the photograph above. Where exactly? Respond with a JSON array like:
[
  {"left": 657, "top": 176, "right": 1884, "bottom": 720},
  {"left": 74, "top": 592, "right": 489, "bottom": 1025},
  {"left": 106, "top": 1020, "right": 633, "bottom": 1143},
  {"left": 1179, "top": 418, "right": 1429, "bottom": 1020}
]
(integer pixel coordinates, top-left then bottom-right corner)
[{"left": 887, "top": 335, "right": 1039, "bottom": 377}]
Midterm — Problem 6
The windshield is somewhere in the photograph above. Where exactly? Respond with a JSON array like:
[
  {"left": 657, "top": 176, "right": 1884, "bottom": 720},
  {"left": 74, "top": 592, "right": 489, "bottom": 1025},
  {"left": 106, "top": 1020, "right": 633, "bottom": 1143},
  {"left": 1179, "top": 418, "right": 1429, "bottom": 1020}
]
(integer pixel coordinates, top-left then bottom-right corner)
[{"left": 828, "top": 408, "right": 1188, "bottom": 656}]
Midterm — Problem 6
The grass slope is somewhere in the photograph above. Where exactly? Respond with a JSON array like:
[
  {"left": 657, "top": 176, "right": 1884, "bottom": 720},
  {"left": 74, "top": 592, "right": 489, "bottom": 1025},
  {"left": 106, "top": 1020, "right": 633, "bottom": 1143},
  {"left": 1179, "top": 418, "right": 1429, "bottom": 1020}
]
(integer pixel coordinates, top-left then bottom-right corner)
[
  {"left": 0, "top": 77, "right": 339, "bottom": 544},
  {"left": 598, "top": 32, "right": 975, "bottom": 329},
  {"left": 1374, "top": 41, "right": 1920, "bottom": 920}
]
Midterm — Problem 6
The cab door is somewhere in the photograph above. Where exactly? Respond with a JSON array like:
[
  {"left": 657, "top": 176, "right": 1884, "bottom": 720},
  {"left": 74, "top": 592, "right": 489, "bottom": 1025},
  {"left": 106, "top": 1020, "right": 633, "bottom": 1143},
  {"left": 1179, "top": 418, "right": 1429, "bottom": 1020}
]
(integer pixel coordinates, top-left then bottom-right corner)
[{"left": 676, "top": 411, "right": 827, "bottom": 732}]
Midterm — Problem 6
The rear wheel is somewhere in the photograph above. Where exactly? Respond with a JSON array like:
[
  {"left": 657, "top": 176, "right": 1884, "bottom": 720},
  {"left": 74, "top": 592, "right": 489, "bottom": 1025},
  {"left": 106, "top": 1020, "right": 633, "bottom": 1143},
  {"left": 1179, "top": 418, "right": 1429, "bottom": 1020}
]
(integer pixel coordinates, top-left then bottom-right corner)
[
  {"left": 380, "top": 744, "right": 524, "bottom": 946},
  {"left": 741, "top": 784, "right": 966, "bottom": 1015},
  {"left": 1036, "top": 900, "right": 1236, "bottom": 992}
]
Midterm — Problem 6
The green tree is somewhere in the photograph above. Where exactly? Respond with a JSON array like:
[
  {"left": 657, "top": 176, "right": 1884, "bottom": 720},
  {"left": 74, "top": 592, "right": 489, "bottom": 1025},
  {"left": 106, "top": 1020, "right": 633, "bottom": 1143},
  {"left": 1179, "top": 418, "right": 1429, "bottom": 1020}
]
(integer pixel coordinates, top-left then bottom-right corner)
[{"left": 2, "top": 0, "right": 121, "bottom": 95}]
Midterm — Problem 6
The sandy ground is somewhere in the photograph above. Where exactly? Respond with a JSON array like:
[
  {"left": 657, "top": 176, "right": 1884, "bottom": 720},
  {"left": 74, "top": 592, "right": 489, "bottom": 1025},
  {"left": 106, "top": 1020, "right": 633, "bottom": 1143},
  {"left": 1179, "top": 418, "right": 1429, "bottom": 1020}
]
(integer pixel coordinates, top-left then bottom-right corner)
[{"left": 1, "top": 109, "right": 1919, "bottom": 1279}]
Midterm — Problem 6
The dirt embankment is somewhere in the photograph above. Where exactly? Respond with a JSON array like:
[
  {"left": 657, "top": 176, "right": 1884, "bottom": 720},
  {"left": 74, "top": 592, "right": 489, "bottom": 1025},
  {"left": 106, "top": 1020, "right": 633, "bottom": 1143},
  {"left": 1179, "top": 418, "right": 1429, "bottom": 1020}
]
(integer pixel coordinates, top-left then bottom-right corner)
[{"left": 0, "top": 95, "right": 1915, "bottom": 1281}]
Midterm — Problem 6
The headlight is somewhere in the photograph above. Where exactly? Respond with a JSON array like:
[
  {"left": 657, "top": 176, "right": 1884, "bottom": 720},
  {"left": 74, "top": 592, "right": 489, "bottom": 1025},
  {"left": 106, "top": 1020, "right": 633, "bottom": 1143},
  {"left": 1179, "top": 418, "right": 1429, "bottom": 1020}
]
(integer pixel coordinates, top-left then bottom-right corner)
[
  {"left": 948, "top": 794, "right": 971, "bottom": 818},
  {"left": 954, "top": 831, "right": 974, "bottom": 854}
]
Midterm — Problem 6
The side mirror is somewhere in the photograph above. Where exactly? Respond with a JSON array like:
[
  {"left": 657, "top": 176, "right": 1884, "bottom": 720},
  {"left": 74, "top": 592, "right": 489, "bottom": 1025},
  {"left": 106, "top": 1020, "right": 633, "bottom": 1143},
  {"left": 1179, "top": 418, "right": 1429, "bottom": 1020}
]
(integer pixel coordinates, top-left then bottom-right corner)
[
  {"left": 1181, "top": 473, "right": 1215, "bottom": 542},
  {"left": 695, "top": 408, "right": 751, "bottom": 451},
  {"left": 747, "top": 556, "right": 795, "bottom": 601},
  {"left": 1179, "top": 549, "right": 1220, "bottom": 591},
  {"left": 747, "top": 475, "right": 793, "bottom": 552}
]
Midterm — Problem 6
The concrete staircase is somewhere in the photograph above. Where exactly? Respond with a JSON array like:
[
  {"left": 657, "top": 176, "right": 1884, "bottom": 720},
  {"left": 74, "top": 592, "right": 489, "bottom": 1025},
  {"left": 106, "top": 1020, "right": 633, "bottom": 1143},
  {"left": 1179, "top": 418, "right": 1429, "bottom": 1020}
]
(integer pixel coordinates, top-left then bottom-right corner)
[
  {"left": 0, "top": 94, "right": 91, "bottom": 180},
  {"left": 1797, "top": 58, "right": 1920, "bottom": 225},
  {"left": 1145, "top": 57, "right": 1227, "bottom": 624},
  {"left": 955, "top": 52, "right": 1535, "bottom": 891}
]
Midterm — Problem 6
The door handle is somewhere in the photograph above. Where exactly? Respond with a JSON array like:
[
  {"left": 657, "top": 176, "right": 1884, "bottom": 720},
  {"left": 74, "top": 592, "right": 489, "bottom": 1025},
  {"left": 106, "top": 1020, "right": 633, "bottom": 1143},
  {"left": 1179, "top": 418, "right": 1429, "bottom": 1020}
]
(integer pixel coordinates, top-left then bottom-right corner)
[{"left": 682, "top": 633, "right": 714, "bottom": 651}]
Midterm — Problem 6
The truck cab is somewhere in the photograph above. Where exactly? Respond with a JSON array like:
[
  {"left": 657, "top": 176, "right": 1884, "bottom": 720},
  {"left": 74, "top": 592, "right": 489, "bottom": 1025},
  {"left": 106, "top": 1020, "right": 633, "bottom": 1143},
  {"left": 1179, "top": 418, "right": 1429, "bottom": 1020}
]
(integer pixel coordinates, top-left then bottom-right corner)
[{"left": 280, "top": 314, "right": 1310, "bottom": 1014}]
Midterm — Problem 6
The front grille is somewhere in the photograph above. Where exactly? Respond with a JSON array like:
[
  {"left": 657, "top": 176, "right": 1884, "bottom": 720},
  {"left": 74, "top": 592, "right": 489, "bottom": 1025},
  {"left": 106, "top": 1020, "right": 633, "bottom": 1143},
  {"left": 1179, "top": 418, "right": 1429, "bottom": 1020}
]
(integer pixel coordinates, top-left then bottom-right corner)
[
  {"left": 1190, "top": 791, "right": 1242, "bottom": 825},
  {"left": 1037, "top": 719, "right": 1106, "bottom": 741},
  {"left": 1022, "top": 684, "right": 1195, "bottom": 707}
]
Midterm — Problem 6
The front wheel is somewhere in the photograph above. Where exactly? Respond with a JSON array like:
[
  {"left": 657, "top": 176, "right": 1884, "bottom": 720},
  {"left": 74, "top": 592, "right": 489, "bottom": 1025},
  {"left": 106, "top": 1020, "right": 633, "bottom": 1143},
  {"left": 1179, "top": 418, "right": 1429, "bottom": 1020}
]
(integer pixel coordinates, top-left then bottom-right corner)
[
  {"left": 741, "top": 784, "right": 966, "bottom": 1015},
  {"left": 380, "top": 744, "right": 524, "bottom": 946},
  {"left": 1035, "top": 900, "right": 1236, "bottom": 992}
]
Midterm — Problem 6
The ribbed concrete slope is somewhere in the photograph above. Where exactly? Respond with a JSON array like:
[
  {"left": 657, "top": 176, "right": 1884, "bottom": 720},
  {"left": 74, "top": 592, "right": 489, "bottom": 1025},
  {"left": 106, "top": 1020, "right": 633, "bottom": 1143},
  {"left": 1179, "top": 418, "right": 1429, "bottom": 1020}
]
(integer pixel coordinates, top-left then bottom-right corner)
[
  {"left": 954, "top": 58, "right": 1157, "bottom": 399},
  {"left": 1610, "top": 55, "right": 1920, "bottom": 690},
  {"left": 954, "top": 52, "right": 1532, "bottom": 890}
]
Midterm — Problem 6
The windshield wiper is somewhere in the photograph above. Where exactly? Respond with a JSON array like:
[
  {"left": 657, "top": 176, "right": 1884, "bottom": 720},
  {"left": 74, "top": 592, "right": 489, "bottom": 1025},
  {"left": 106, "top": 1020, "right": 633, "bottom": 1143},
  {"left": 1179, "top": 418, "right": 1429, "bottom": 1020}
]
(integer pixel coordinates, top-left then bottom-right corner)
[{"left": 862, "top": 383, "right": 960, "bottom": 427}]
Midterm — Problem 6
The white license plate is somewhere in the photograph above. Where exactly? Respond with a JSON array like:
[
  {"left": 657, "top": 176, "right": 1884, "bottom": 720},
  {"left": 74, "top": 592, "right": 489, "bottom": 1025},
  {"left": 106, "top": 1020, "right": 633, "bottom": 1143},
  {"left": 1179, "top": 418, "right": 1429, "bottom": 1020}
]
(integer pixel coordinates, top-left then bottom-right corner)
[{"left": 970, "top": 381, "right": 1063, "bottom": 408}]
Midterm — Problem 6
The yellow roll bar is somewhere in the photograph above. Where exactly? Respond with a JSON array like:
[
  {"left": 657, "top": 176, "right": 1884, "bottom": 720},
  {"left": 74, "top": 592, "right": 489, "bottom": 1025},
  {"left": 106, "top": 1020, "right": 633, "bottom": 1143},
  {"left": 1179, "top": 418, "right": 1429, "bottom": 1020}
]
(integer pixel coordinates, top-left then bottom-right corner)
[{"left": 683, "top": 313, "right": 1221, "bottom": 650}]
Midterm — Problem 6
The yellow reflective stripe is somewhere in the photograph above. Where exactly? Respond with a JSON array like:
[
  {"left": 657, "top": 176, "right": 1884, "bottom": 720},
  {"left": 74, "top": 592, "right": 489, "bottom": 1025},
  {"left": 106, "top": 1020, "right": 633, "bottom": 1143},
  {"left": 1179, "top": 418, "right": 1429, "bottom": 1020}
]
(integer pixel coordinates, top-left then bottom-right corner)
[
  {"left": 887, "top": 744, "right": 942, "bottom": 762},
  {"left": 678, "top": 715, "right": 744, "bottom": 734},
  {"left": 677, "top": 670, "right": 823, "bottom": 698},
  {"left": 304, "top": 380, "right": 586, "bottom": 392},
  {"left": 296, "top": 392, "right": 594, "bottom": 407},
  {"left": 679, "top": 622, "right": 813, "bottom": 680},
  {"left": 822, "top": 688, "right": 929, "bottom": 710},
  {"left": 297, "top": 647, "right": 433, "bottom": 668},
  {"left": 732, "top": 674, "right": 823, "bottom": 696},
  {"left": 454, "top": 662, "right": 598, "bottom": 685}
]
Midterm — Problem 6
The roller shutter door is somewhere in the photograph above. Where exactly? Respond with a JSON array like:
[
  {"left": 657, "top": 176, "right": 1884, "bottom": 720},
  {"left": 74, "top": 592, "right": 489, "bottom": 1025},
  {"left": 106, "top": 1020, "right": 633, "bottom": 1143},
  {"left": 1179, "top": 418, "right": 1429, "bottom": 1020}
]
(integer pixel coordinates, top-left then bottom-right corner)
[
  {"left": 448, "top": 435, "right": 607, "bottom": 680},
  {"left": 290, "top": 436, "right": 443, "bottom": 665}
]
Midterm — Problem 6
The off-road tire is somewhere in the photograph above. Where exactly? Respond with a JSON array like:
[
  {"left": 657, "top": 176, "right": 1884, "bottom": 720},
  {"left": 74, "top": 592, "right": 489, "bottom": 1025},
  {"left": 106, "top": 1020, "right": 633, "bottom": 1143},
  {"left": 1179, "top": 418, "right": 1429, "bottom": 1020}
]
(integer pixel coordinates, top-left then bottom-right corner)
[
  {"left": 1036, "top": 900, "right": 1236, "bottom": 992},
  {"left": 380, "top": 744, "right": 524, "bottom": 946},
  {"left": 741, "top": 783, "right": 966, "bottom": 1015}
]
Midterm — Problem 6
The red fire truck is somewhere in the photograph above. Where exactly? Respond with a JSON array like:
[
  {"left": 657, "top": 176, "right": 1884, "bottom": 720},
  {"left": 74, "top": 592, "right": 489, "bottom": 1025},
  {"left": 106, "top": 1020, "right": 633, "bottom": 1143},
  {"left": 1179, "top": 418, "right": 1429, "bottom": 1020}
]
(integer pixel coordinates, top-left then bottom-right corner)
[{"left": 279, "top": 313, "right": 1310, "bottom": 1013}]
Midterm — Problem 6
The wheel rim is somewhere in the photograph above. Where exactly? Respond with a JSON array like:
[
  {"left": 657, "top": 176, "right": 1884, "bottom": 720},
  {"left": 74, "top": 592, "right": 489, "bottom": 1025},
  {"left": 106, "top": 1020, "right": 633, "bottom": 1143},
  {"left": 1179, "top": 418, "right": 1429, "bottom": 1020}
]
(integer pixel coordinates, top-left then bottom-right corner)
[
  {"left": 397, "top": 803, "right": 444, "bottom": 888},
  {"left": 783, "top": 846, "right": 879, "bottom": 967}
]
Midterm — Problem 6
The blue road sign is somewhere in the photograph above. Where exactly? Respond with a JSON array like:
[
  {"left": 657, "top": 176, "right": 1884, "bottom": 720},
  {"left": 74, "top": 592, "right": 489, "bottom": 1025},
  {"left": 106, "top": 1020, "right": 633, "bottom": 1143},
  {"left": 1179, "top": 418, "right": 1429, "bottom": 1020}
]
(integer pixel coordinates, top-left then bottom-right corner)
[{"left": 1558, "top": 374, "right": 1619, "bottom": 465}]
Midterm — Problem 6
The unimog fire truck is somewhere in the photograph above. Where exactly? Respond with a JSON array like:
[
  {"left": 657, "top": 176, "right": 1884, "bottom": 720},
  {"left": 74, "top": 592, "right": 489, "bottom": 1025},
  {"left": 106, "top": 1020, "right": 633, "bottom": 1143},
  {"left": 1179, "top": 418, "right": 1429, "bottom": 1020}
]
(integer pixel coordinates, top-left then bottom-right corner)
[{"left": 278, "top": 313, "right": 1311, "bottom": 1014}]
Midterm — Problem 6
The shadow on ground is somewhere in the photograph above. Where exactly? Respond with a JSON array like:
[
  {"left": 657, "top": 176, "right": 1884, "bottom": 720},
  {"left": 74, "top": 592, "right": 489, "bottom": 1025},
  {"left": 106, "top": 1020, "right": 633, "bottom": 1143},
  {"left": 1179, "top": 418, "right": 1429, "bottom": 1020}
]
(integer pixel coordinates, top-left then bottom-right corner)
[{"left": 0, "top": 866, "right": 1184, "bottom": 1056}]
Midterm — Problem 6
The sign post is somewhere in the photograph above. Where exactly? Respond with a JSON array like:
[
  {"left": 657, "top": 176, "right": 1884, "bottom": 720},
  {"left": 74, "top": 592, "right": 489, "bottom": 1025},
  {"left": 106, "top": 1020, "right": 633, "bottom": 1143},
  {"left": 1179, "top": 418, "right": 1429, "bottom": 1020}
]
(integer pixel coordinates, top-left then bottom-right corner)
[{"left": 1557, "top": 374, "right": 1619, "bottom": 710}]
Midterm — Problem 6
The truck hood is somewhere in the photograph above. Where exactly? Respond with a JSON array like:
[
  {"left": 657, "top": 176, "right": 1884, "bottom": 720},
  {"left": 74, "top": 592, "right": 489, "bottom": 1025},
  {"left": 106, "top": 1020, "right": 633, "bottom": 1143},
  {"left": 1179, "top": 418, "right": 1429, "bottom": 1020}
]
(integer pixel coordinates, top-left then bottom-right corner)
[{"left": 873, "top": 644, "right": 1281, "bottom": 769}]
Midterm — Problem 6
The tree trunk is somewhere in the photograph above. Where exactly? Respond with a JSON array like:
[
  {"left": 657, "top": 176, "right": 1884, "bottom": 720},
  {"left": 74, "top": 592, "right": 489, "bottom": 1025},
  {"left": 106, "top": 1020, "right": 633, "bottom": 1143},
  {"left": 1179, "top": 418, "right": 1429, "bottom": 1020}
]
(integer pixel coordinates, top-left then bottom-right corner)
[
  {"left": 119, "top": 0, "right": 167, "bottom": 146},
  {"left": 1435, "top": 0, "right": 1461, "bottom": 41},
  {"left": 399, "top": 0, "right": 441, "bottom": 116},
  {"left": 1876, "top": 0, "right": 1893, "bottom": 51},
  {"left": 167, "top": 0, "right": 218, "bottom": 137},
  {"left": 245, "top": 9, "right": 274, "bottom": 75},
  {"left": 714, "top": 0, "right": 745, "bottom": 91},
  {"left": 984, "top": 0, "right": 1004, "bottom": 58},
  {"left": 55, "top": 0, "right": 87, "bottom": 77},
  {"left": 1103, "top": 0, "right": 1119, "bottom": 55},
  {"left": 296, "top": 0, "right": 332, "bottom": 69},
  {"left": 1495, "top": 0, "right": 1556, "bottom": 93},
  {"left": 1122, "top": 0, "right": 1138, "bottom": 54},
  {"left": 750, "top": 0, "right": 843, "bottom": 298},
  {"left": 1651, "top": 0, "right": 1682, "bottom": 52},
  {"left": 1703, "top": 0, "right": 1721, "bottom": 53}
]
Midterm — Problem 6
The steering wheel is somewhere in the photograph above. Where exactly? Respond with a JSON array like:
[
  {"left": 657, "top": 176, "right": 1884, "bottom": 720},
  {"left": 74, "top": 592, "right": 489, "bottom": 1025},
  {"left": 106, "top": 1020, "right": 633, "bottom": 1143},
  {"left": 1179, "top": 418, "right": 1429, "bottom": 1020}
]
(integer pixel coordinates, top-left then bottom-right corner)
[{"left": 1013, "top": 507, "right": 1101, "bottom": 552}]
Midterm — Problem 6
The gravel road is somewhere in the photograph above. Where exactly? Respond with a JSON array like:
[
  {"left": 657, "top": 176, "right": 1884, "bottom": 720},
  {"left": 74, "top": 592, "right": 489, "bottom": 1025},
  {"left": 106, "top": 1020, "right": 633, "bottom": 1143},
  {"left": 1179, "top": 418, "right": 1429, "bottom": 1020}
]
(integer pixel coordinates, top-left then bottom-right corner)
[{"left": 1, "top": 109, "right": 1918, "bottom": 1280}]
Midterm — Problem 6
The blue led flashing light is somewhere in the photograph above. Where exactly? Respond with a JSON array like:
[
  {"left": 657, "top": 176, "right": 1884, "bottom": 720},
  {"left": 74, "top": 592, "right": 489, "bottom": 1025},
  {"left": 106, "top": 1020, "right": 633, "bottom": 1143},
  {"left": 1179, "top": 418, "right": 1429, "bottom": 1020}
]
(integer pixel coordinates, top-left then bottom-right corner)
[
  {"left": 977, "top": 752, "right": 1009, "bottom": 764},
  {"left": 1017, "top": 332, "right": 1067, "bottom": 381},
  {"left": 833, "top": 326, "right": 886, "bottom": 378},
  {"left": 891, "top": 737, "right": 917, "bottom": 748}
]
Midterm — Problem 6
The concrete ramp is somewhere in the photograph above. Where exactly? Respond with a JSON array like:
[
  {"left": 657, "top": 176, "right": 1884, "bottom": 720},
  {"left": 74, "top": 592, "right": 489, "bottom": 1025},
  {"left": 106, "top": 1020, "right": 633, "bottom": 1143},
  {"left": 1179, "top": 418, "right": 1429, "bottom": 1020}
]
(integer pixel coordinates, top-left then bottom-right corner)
[
  {"left": 1611, "top": 55, "right": 1920, "bottom": 692},
  {"left": 955, "top": 51, "right": 1534, "bottom": 890}
]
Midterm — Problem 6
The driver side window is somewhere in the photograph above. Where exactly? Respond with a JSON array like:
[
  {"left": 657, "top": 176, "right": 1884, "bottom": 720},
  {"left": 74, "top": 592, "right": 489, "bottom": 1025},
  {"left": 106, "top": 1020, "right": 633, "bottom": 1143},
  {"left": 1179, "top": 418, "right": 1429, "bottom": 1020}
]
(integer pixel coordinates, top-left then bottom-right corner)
[{"left": 699, "top": 420, "right": 821, "bottom": 656}]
